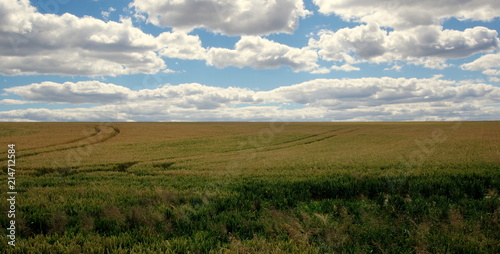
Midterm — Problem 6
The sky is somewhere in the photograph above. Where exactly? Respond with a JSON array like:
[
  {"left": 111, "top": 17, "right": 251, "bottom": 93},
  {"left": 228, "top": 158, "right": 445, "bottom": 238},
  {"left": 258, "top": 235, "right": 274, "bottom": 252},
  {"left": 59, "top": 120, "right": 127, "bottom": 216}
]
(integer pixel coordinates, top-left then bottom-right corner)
[{"left": 0, "top": 0, "right": 499, "bottom": 122}]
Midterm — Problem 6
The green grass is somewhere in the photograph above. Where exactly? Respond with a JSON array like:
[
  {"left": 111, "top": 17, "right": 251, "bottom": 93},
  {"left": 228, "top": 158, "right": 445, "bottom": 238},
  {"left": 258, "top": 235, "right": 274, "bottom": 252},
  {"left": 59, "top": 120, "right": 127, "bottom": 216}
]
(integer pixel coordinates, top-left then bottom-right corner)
[{"left": 0, "top": 122, "right": 499, "bottom": 253}]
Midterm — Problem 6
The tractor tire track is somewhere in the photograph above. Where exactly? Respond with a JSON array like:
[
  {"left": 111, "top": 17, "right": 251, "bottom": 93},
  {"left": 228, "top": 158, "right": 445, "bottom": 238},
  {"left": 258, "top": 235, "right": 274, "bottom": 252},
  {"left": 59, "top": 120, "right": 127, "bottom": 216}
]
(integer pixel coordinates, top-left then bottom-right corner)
[
  {"left": 20, "top": 126, "right": 101, "bottom": 152},
  {"left": 140, "top": 128, "right": 359, "bottom": 167},
  {"left": 258, "top": 128, "right": 358, "bottom": 152},
  {"left": 1, "top": 125, "right": 120, "bottom": 161}
]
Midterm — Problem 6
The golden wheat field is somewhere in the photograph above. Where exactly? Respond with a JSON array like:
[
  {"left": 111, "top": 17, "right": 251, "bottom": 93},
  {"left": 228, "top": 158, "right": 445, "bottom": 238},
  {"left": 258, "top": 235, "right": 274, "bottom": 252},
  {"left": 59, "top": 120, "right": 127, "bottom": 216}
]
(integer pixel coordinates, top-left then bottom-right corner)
[
  {"left": 0, "top": 122, "right": 499, "bottom": 253},
  {"left": 2, "top": 121, "right": 499, "bottom": 177}
]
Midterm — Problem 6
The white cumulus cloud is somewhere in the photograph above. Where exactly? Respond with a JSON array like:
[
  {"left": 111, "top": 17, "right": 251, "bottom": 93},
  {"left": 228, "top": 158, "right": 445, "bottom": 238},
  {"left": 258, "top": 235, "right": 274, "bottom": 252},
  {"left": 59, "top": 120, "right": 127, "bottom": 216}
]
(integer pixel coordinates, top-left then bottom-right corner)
[
  {"left": 207, "top": 36, "right": 324, "bottom": 73},
  {"left": 157, "top": 31, "right": 207, "bottom": 60},
  {"left": 4, "top": 81, "right": 134, "bottom": 104},
  {"left": 0, "top": 99, "right": 30, "bottom": 105},
  {"left": 0, "top": 0, "right": 167, "bottom": 76},
  {"left": 309, "top": 24, "right": 499, "bottom": 69},
  {"left": 131, "top": 0, "right": 311, "bottom": 36},
  {"left": 313, "top": 0, "right": 500, "bottom": 29},
  {"left": 461, "top": 53, "right": 500, "bottom": 77},
  {"left": 257, "top": 77, "right": 500, "bottom": 108}
]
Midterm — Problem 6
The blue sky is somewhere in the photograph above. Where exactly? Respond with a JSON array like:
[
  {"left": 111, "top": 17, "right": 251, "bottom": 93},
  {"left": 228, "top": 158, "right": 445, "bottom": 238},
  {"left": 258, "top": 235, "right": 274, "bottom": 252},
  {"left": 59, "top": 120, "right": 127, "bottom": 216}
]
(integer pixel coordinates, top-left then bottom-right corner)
[{"left": 0, "top": 0, "right": 499, "bottom": 121}]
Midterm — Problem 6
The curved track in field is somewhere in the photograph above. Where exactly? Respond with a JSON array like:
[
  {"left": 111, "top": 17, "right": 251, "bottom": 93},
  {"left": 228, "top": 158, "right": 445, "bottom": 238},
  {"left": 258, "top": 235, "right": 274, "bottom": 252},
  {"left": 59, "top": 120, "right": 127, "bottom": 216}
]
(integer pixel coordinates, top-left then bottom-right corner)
[
  {"left": 20, "top": 127, "right": 101, "bottom": 151},
  {"left": 11, "top": 126, "right": 356, "bottom": 173},
  {"left": 0, "top": 125, "right": 120, "bottom": 161},
  {"left": 235, "top": 128, "right": 359, "bottom": 153},
  {"left": 140, "top": 127, "right": 359, "bottom": 168}
]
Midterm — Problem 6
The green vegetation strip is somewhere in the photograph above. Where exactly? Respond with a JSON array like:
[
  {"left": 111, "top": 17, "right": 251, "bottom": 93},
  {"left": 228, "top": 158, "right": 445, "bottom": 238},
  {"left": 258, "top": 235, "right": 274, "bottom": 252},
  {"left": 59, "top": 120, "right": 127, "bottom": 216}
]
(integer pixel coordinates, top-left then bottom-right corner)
[{"left": 1, "top": 173, "right": 498, "bottom": 253}]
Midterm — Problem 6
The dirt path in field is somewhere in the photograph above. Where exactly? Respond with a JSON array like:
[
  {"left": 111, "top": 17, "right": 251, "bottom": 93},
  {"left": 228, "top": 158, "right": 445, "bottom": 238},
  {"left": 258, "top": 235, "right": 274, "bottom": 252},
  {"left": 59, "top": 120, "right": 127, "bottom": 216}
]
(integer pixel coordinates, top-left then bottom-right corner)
[{"left": 1, "top": 125, "right": 120, "bottom": 161}]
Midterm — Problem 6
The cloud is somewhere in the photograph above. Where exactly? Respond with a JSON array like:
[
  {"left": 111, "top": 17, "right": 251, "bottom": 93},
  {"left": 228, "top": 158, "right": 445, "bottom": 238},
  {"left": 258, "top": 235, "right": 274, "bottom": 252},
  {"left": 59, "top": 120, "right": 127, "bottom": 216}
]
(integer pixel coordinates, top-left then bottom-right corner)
[
  {"left": 384, "top": 64, "right": 402, "bottom": 72},
  {"left": 386, "top": 26, "right": 499, "bottom": 59},
  {"left": 4, "top": 81, "right": 133, "bottom": 104},
  {"left": 312, "top": 0, "right": 500, "bottom": 29},
  {"left": 0, "top": 0, "right": 167, "bottom": 76},
  {"left": 0, "top": 107, "right": 132, "bottom": 122},
  {"left": 131, "top": 0, "right": 311, "bottom": 36},
  {"left": 4, "top": 81, "right": 257, "bottom": 109},
  {"left": 461, "top": 53, "right": 500, "bottom": 76},
  {"left": 156, "top": 34, "right": 329, "bottom": 73},
  {"left": 157, "top": 31, "right": 207, "bottom": 60},
  {"left": 310, "top": 23, "right": 387, "bottom": 62},
  {"left": 257, "top": 77, "right": 500, "bottom": 108},
  {"left": 135, "top": 83, "right": 257, "bottom": 110},
  {"left": 0, "top": 99, "right": 30, "bottom": 105},
  {"left": 207, "top": 36, "right": 324, "bottom": 73},
  {"left": 2, "top": 77, "right": 499, "bottom": 121},
  {"left": 101, "top": 7, "right": 116, "bottom": 20},
  {"left": 310, "top": 24, "right": 499, "bottom": 68},
  {"left": 331, "top": 64, "right": 360, "bottom": 72}
]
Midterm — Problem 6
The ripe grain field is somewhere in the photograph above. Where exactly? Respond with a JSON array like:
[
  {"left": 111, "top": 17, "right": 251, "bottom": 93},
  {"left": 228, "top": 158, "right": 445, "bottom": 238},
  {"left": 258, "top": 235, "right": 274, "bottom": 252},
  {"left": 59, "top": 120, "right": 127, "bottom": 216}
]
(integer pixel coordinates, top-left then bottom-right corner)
[{"left": 0, "top": 122, "right": 499, "bottom": 253}]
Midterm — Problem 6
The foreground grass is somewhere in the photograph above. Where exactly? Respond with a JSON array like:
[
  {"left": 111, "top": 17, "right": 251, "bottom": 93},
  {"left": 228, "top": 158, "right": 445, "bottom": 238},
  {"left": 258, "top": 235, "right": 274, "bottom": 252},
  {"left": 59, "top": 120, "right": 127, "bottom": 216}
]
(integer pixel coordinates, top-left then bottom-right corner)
[{"left": 0, "top": 122, "right": 499, "bottom": 253}]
